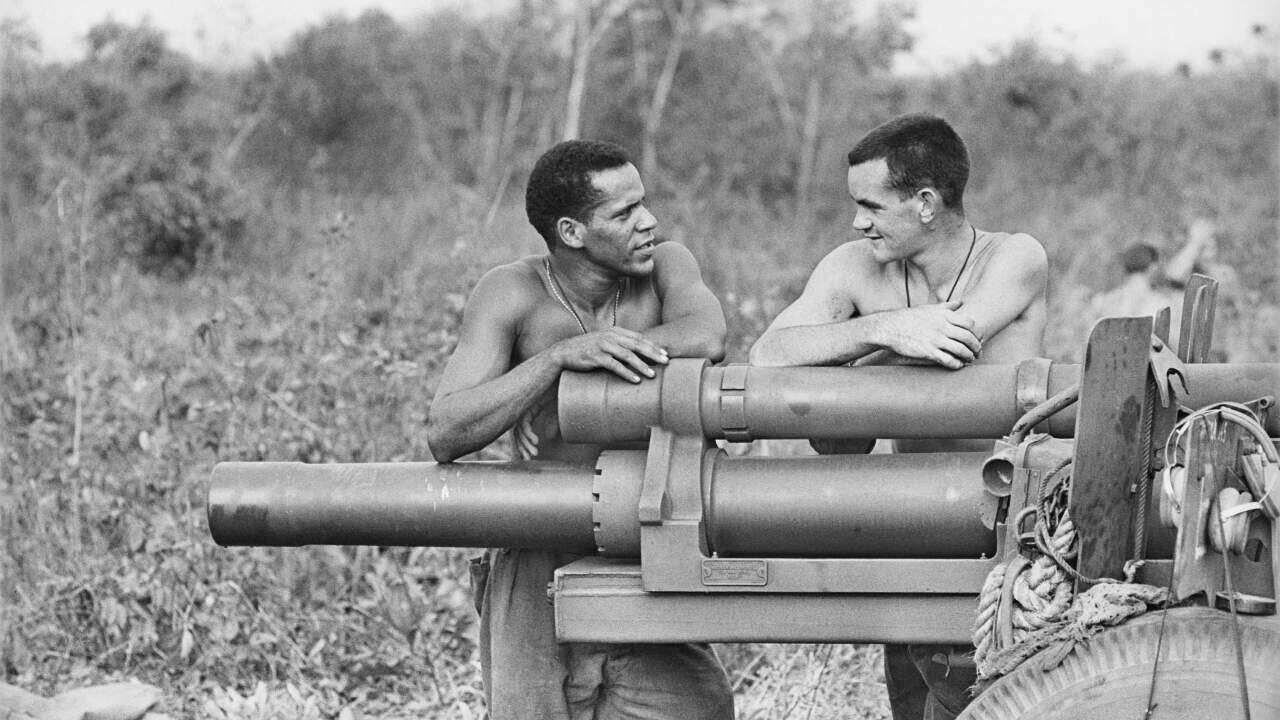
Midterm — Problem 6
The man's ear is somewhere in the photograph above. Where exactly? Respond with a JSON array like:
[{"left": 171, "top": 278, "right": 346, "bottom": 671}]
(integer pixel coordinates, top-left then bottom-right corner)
[
  {"left": 557, "top": 217, "right": 585, "bottom": 249},
  {"left": 916, "top": 187, "right": 941, "bottom": 224}
]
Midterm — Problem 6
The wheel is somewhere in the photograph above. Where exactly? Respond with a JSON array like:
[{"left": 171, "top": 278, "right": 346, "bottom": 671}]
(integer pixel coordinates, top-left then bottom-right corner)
[{"left": 959, "top": 607, "right": 1280, "bottom": 718}]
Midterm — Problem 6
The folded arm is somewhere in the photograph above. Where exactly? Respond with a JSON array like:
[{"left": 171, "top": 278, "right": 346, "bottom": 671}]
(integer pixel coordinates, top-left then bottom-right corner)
[
  {"left": 947, "top": 234, "right": 1047, "bottom": 362},
  {"left": 426, "top": 244, "right": 726, "bottom": 462},
  {"left": 749, "top": 247, "right": 981, "bottom": 368},
  {"left": 750, "top": 235, "right": 1046, "bottom": 369},
  {"left": 426, "top": 266, "right": 669, "bottom": 462},
  {"left": 643, "top": 242, "right": 728, "bottom": 361}
]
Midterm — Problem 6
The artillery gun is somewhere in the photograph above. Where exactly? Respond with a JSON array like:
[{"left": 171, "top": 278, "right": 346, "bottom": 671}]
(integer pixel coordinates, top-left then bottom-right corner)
[{"left": 208, "top": 276, "right": 1280, "bottom": 717}]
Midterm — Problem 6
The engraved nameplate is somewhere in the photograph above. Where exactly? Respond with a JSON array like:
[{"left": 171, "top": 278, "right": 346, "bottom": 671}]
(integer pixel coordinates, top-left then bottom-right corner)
[{"left": 701, "top": 559, "right": 768, "bottom": 586}]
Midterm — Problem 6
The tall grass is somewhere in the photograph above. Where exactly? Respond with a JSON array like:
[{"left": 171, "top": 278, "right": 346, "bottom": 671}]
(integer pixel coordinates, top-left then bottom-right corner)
[
  {"left": 3, "top": 165, "right": 1274, "bottom": 716},
  {"left": 5, "top": 185, "right": 483, "bottom": 715},
  {"left": 2, "top": 181, "right": 901, "bottom": 717}
]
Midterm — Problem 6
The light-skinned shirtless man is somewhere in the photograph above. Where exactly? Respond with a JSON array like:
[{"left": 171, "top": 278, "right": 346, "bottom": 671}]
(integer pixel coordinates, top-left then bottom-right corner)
[
  {"left": 426, "top": 139, "right": 733, "bottom": 720},
  {"left": 750, "top": 114, "right": 1047, "bottom": 719}
]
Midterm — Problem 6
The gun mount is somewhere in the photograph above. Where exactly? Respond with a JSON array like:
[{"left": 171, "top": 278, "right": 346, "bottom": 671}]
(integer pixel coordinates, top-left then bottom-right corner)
[{"left": 208, "top": 275, "right": 1280, "bottom": 716}]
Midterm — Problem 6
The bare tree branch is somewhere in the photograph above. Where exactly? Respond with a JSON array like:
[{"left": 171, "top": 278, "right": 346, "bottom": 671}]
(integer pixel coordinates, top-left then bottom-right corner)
[{"left": 563, "top": 0, "right": 630, "bottom": 140}]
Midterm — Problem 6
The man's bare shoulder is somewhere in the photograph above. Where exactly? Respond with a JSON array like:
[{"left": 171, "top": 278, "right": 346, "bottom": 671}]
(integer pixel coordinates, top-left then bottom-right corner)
[
  {"left": 777, "top": 240, "right": 890, "bottom": 318},
  {"left": 653, "top": 239, "right": 694, "bottom": 261},
  {"left": 466, "top": 256, "right": 546, "bottom": 316},
  {"left": 980, "top": 231, "right": 1047, "bottom": 265},
  {"left": 649, "top": 240, "right": 719, "bottom": 297},
  {"left": 793, "top": 239, "right": 885, "bottom": 298},
  {"left": 475, "top": 256, "right": 544, "bottom": 291},
  {"left": 818, "top": 239, "right": 884, "bottom": 275},
  {"left": 805, "top": 240, "right": 889, "bottom": 293},
  {"left": 969, "top": 231, "right": 1047, "bottom": 290},
  {"left": 650, "top": 240, "right": 699, "bottom": 275}
]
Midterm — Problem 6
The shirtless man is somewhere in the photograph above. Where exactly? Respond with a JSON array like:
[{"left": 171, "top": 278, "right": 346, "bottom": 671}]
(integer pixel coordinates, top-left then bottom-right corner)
[
  {"left": 1088, "top": 243, "right": 1180, "bottom": 342},
  {"left": 749, "top": 114, "right": 1047, "bottom": 719},
  {"left": 426, "top": 140, "right": 733, "bottom": 719}
]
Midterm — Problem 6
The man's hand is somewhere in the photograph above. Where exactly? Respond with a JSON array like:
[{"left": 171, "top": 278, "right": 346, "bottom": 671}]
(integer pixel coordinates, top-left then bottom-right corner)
[
  {"left": 872, "top": 300, "right": 981, "bottom": 370},
  {"left": 549, "top": 327, "right": 670, "bottom": 382}
]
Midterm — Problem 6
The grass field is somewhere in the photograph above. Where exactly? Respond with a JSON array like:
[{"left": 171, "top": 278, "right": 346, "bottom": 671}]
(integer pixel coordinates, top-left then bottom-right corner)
[
  {"left": 3, "top": 187, "right": 920, "bottom": 718},
  {"left": 3, "top": 161, "right": 1277, "bottom": 716},
  {"left": 3, "top": 7, "right": 1277, "bottom": 716}
]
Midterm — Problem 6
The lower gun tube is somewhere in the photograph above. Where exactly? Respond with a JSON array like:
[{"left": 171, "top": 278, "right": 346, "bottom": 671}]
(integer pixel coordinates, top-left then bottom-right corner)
[
  {"left": 705, "top": 451, "right": 996, "bottom": 558},
  {"left": 208, "top": 461, "right": 598, "bottom": 551},
  {"left": 210, "top": 453, "right": 997, "bottom": 558}
]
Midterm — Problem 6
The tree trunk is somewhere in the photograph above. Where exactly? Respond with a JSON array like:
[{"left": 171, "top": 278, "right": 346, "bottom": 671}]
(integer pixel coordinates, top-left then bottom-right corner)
[
  {"left": 485, "top": 81, "right": 526, "bottom": 227},
  {"left": 0, "top": 43, "right": 21, "bottom": 372},
  {"left": 629, "top": 9, "right": 651, "bottom": 90},
  {"left": 745, "top": 32, "right": 800, "bottom": 142},
  {"left": 795, "top": 73, "right": 823, "bottom": 214},
  {"left": 562, "top": 10, "right": 592, "bottom": 141},
  {"left": 640, "top": 0, "right": 697, "bottom": 179},
  {"left": 478, "top": 29, "right": 518, "bottom": 186},
  {"left": 563, "top": 1, "right": 627, "bottom": 141}
]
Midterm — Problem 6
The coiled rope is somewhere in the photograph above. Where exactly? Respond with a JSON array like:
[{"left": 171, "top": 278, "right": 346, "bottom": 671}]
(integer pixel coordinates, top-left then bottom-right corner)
[
  {"left": 971, "top": 396, "right": 1275, "bottom": 695},
  {"left": 973, "top": 461, "right": 1079, "bottom": 679},
  {"left": 973, "top": 434, "right": 1170, "bottom": 683}
]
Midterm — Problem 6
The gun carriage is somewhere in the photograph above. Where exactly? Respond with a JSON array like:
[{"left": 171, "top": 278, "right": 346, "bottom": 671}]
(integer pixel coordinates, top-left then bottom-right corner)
[{"left": 208, "top": 276, "right": 1280, "bottom": 717}]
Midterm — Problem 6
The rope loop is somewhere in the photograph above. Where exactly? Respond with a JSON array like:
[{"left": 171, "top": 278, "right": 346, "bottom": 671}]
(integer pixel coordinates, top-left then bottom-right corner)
[{"left": 974, "top": 462, "right": 1079, "bottom": 678}]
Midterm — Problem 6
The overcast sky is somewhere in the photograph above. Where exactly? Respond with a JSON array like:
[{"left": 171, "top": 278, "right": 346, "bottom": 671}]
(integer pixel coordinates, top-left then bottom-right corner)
[{"left": 3, "top": 0, "right": 1277, "bottom": 73}]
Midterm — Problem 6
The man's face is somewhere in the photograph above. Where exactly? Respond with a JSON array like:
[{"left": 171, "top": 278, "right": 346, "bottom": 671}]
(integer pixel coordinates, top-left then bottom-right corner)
[
  {"left": 578, "top": 163, "right": 659, "bottom": 276},
  {"left": 846, "top": 159, "right": 927, "bottom": 264}
]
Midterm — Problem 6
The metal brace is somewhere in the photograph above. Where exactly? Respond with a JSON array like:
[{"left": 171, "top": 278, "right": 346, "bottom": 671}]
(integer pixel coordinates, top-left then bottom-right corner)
[
  {"left": 1149, "top": 335, "right": 1189, "bottom": 408},
  {"left": 1239, "top": 396, "right": 1275, "bottom": 431}
]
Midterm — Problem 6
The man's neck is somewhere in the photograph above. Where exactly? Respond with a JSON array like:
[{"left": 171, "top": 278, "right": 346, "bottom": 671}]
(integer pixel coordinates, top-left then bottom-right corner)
[
  {"left": 905, "top": 216, "right": 973, "bottom": 293},
  {"left": 546, "top": 251, "right": 622, "bottom": 309}
]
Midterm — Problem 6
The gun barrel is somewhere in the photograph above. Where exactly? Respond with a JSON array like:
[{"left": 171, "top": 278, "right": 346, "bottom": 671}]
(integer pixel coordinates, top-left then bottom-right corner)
[
  {"left": 211, "top": 451, "right": 997, "bottom": 558},
  {"left": 706, "top": 451, "right": 995, "bottom": 558},
  {"left": 208, "top": 461, "right": 598, "bottom": 551},
  {"left": 559, "top": 361, "right": 1280, "bottom": 443}
]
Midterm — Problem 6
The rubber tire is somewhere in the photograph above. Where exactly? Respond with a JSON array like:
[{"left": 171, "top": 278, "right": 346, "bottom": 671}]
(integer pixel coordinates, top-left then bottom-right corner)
[{"left": 959, "top": 607, "right": 1280, "bottom": 719}]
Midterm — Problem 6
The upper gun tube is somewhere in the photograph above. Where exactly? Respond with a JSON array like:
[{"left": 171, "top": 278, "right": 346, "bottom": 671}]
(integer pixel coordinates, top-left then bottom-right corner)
[{"left": 559, "top": 360, "right": 1280, "bottom": 443}]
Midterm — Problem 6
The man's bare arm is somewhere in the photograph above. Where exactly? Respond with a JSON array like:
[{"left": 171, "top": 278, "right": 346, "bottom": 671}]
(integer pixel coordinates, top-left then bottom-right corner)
[
  {"left": 749, "top": 245, "right": 981, "bottom": 368},
  {"left": 951, "top": 234, "right": 1047, "bottom": 361},
  {"left": 644, "top": 242, "right": 728, "bottom": 361},
  {"left": 852, "top": 234, "right": 1048, "bottom": 365},
  {"left": 425, "top": 266, "right": 668, "bottom": 462}
]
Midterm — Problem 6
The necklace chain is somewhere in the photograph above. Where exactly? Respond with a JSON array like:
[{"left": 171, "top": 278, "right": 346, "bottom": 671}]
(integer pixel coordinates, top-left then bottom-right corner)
[
  {"left": 905, "top": 225, "right": 978, "bottom": 307},
  {"left": 544, "top": 257, "right": 621, "bottom": 335}
]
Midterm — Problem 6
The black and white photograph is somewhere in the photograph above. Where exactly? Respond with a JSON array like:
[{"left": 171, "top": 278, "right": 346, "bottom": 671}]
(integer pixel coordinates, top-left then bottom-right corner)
[{"left": 2, "top": 0, "right": 1278, "bottom": 717}]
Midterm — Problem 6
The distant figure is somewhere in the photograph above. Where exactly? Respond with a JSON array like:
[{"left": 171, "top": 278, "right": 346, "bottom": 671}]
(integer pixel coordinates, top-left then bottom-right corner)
[
  {"left": 1163, "top": 214, "right": 1241, "bottom": 359},
  {"left": 1088, "top": 242, "right": 1179, "bottom": 329},
  {"left": 1089, "top": 217, "right": 1238, "bottom": 349},
  {"left": 1165, "top": 215, "right": 1237, "bottom": 289}
]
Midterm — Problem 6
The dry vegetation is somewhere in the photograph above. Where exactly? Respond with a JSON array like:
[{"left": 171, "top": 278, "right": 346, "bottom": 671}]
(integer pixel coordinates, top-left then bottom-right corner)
[
  {"left": 3, "top": 4, "right": 1277, "bottom": 718},
  {"left": 2, "top": 189, "right": 896, "bottom": 717}
]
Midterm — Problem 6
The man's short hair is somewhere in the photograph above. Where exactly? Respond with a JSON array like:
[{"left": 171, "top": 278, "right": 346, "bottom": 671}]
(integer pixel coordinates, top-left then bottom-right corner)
[
  {"left": 526, "top": 140, "right": 632, "bottom": 248},
  {"left": 1120, "top": 243, "right": 1159, "bottom": 274},
  {"left": 847, "top": 114, "right": 969, "bottom": 211}
]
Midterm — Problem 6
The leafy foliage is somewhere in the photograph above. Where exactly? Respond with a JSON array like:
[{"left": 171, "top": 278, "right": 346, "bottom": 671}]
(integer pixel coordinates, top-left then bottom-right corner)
[
  {"left": 1, "top": 4, "right": 1276, "bottom": 717},
  {"left": 1, "top": 196, "right": 495, "bottom": 714},
  {"left": 3, "top": 20, "right": 246, "bottom": 279}
]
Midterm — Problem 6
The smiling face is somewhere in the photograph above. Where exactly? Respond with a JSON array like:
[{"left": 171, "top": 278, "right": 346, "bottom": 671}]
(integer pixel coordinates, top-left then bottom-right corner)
[
  {"left": 846, "top": 158, "right": 928, "bottom": 264},
  {"left": 575, "top": 163, "right": 659, "bottom": 277}
]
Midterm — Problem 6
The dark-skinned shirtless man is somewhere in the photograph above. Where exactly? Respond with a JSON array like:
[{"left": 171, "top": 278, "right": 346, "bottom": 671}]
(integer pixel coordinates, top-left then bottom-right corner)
[
  {"left": 426, "top": 140, "right": 733, "bottom": 720},
  {"left": 750, "top": 114, "right": 1048, "bottom": 720}
]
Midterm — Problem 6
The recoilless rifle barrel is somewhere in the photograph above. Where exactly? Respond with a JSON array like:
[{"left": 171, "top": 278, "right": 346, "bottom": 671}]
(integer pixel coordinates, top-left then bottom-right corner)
[
  {"left": 210, "top": 450, "right": 997, "bottom": 558},
  {"left": 559, "top": 361, "right": 1280, "bottom": 442}
]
